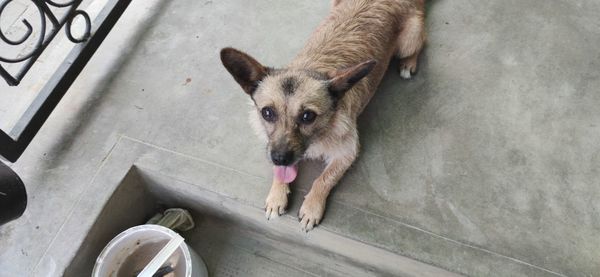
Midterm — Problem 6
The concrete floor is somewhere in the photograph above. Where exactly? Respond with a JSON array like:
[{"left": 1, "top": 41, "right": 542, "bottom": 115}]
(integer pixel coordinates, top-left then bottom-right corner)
[{"left": 1, "top": 0, "right": 600, "bottom": 276}]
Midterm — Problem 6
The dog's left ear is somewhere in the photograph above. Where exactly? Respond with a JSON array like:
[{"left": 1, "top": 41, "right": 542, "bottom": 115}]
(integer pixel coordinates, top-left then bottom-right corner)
[
  {"left": 220, "top": 47, "right": 270, "bottom": 95},
  {"left": 327, "top": 59, "right": 377, "bottom": 99}
]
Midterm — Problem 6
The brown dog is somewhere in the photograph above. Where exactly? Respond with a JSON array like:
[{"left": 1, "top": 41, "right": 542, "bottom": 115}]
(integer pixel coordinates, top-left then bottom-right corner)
[{"left": 220, "top": 0, "right": 426, "bottom": 231}]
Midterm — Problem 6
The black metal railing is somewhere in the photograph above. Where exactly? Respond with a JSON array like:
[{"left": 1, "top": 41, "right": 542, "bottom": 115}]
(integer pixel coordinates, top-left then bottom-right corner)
[
  {"left": 0, "top": 0, "right": 132, "bottom": 225},
  {"left": 0, "top": 0, "right": 93, "bottom": 86},
  {"left": 0, "top": 0, "right": 131, "bottom": 162}
]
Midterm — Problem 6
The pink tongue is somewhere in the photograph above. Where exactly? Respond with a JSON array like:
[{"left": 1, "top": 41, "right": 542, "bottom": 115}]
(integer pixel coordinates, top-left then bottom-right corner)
[{"left": 274, "top": 165, "right": 298, "bottom": 184}]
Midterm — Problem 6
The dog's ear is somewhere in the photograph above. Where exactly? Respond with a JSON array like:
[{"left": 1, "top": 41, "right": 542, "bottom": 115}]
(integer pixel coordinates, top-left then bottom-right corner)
[
  {"left": 220, "top": 47, "right": 270, "bottom": 95},
  {"left": 327, "top": 60, "right": 377, "bottom": 99}
]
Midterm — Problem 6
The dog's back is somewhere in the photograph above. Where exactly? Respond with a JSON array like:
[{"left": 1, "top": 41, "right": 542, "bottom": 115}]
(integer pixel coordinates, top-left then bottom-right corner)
[{"left": 291, "top": 0, "right": 421, "bottom": 115}]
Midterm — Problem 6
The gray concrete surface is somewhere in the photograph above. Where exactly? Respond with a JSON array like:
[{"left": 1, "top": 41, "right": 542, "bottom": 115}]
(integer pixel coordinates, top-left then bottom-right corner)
[
  {"left": 1, "top": 0, "right": 600, "bottom": 276},
  {"left": 59, "top": 153, "right": 457, "bottom": 276}
]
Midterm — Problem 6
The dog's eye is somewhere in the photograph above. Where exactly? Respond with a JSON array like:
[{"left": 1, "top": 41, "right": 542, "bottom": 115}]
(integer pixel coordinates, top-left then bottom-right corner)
[
  {"left": 261, "top": 107, "right": 276, "bottom": 122},
  {"left": 300, "top": 110, "right": 317, "bottom": 124}
]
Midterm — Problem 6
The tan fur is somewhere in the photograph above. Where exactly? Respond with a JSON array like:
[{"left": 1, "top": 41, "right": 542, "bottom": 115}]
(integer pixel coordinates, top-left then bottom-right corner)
[
  {"left": 331, "top": 0, "right": 343, "bottom": 9},
  {"left": 397, "top": 10, "right": 426, "bottom": 78},
  {"left": 222, "top": 0, "right": 427, "bottom": 231},
  {"left": 293, "top": 0, "right": 426, "bottom": 230},
  {"left": 264, "top": 179, "right": 290, "bottom": 218}
]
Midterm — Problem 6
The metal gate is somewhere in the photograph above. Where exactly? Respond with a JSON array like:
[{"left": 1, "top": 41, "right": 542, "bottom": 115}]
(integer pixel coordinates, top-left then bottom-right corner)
[{"left": 0, "top": 0, "right": 132, "bottom": 224}]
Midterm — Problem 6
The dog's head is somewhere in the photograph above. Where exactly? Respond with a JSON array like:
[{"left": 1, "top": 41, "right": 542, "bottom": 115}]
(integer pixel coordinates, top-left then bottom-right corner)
[{"left": 220, "top": 47, "right": 376, "bottom": 167}]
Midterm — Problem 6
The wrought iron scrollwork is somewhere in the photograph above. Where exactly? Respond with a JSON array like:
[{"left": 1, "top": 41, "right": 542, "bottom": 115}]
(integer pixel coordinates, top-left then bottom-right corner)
[
  {"left": 65, "top": 9, "right": 91, "bottom": 43},
  {"left": 0, "top": 1, "right": 34, "bottom": 45},
  {"left": 0, "top": 0, "right": 131, "bottom": 163},
  {"left": 0, "top": 1, "right": 45, "bottom": 62},
  {"left": 0, "top": 0, "right": 92, "bottom": 86}
]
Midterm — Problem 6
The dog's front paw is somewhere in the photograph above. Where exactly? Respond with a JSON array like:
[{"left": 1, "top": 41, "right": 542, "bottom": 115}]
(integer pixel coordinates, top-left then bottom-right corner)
[
  {"left": 265, "top": 183, "right": 290, "bottom": 220},
  {"left": 299, "top": 193, "right": 326, "bottom": 232}
]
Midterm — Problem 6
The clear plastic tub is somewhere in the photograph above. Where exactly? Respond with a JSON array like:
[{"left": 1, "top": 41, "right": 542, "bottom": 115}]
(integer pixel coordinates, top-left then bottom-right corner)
[{"left": 92, "top": 224, "right": 208, "bottom": 277}]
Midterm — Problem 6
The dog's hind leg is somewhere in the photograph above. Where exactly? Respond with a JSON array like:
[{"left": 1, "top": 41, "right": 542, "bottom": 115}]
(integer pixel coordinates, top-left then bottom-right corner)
[{"left": 396, "top": 11, "right": 426, "bottom": 79}]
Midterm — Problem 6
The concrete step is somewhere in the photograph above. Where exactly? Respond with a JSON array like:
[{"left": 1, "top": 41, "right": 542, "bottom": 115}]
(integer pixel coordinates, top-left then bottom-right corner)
[{"left": 56, "top": 137, "right": 561, "bottom": 276}]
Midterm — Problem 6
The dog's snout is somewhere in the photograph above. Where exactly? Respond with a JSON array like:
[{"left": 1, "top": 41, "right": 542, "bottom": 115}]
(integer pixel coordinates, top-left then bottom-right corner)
[{"left": 271, "top": 150, "right": 294, "bottom": 166}]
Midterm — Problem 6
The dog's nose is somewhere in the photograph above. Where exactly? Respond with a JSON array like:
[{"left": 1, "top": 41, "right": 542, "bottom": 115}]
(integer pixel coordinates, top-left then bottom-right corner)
[{"left": 271, "top": 151, "right": 294, "bottom": 166}]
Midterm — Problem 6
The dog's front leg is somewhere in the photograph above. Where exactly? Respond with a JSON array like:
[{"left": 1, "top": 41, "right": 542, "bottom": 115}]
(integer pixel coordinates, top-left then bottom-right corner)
[
  {"left": 265, "top": 174, "right": 290, "bottom": 220},
  {"left": 299, "top": 155, "right": 355, "bottom": 231}
]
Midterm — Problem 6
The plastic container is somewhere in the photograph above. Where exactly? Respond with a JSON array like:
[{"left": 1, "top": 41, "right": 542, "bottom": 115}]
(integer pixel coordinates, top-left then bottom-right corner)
[{"left": 92, "top": 224, "right": 208, "bottom": 277}]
